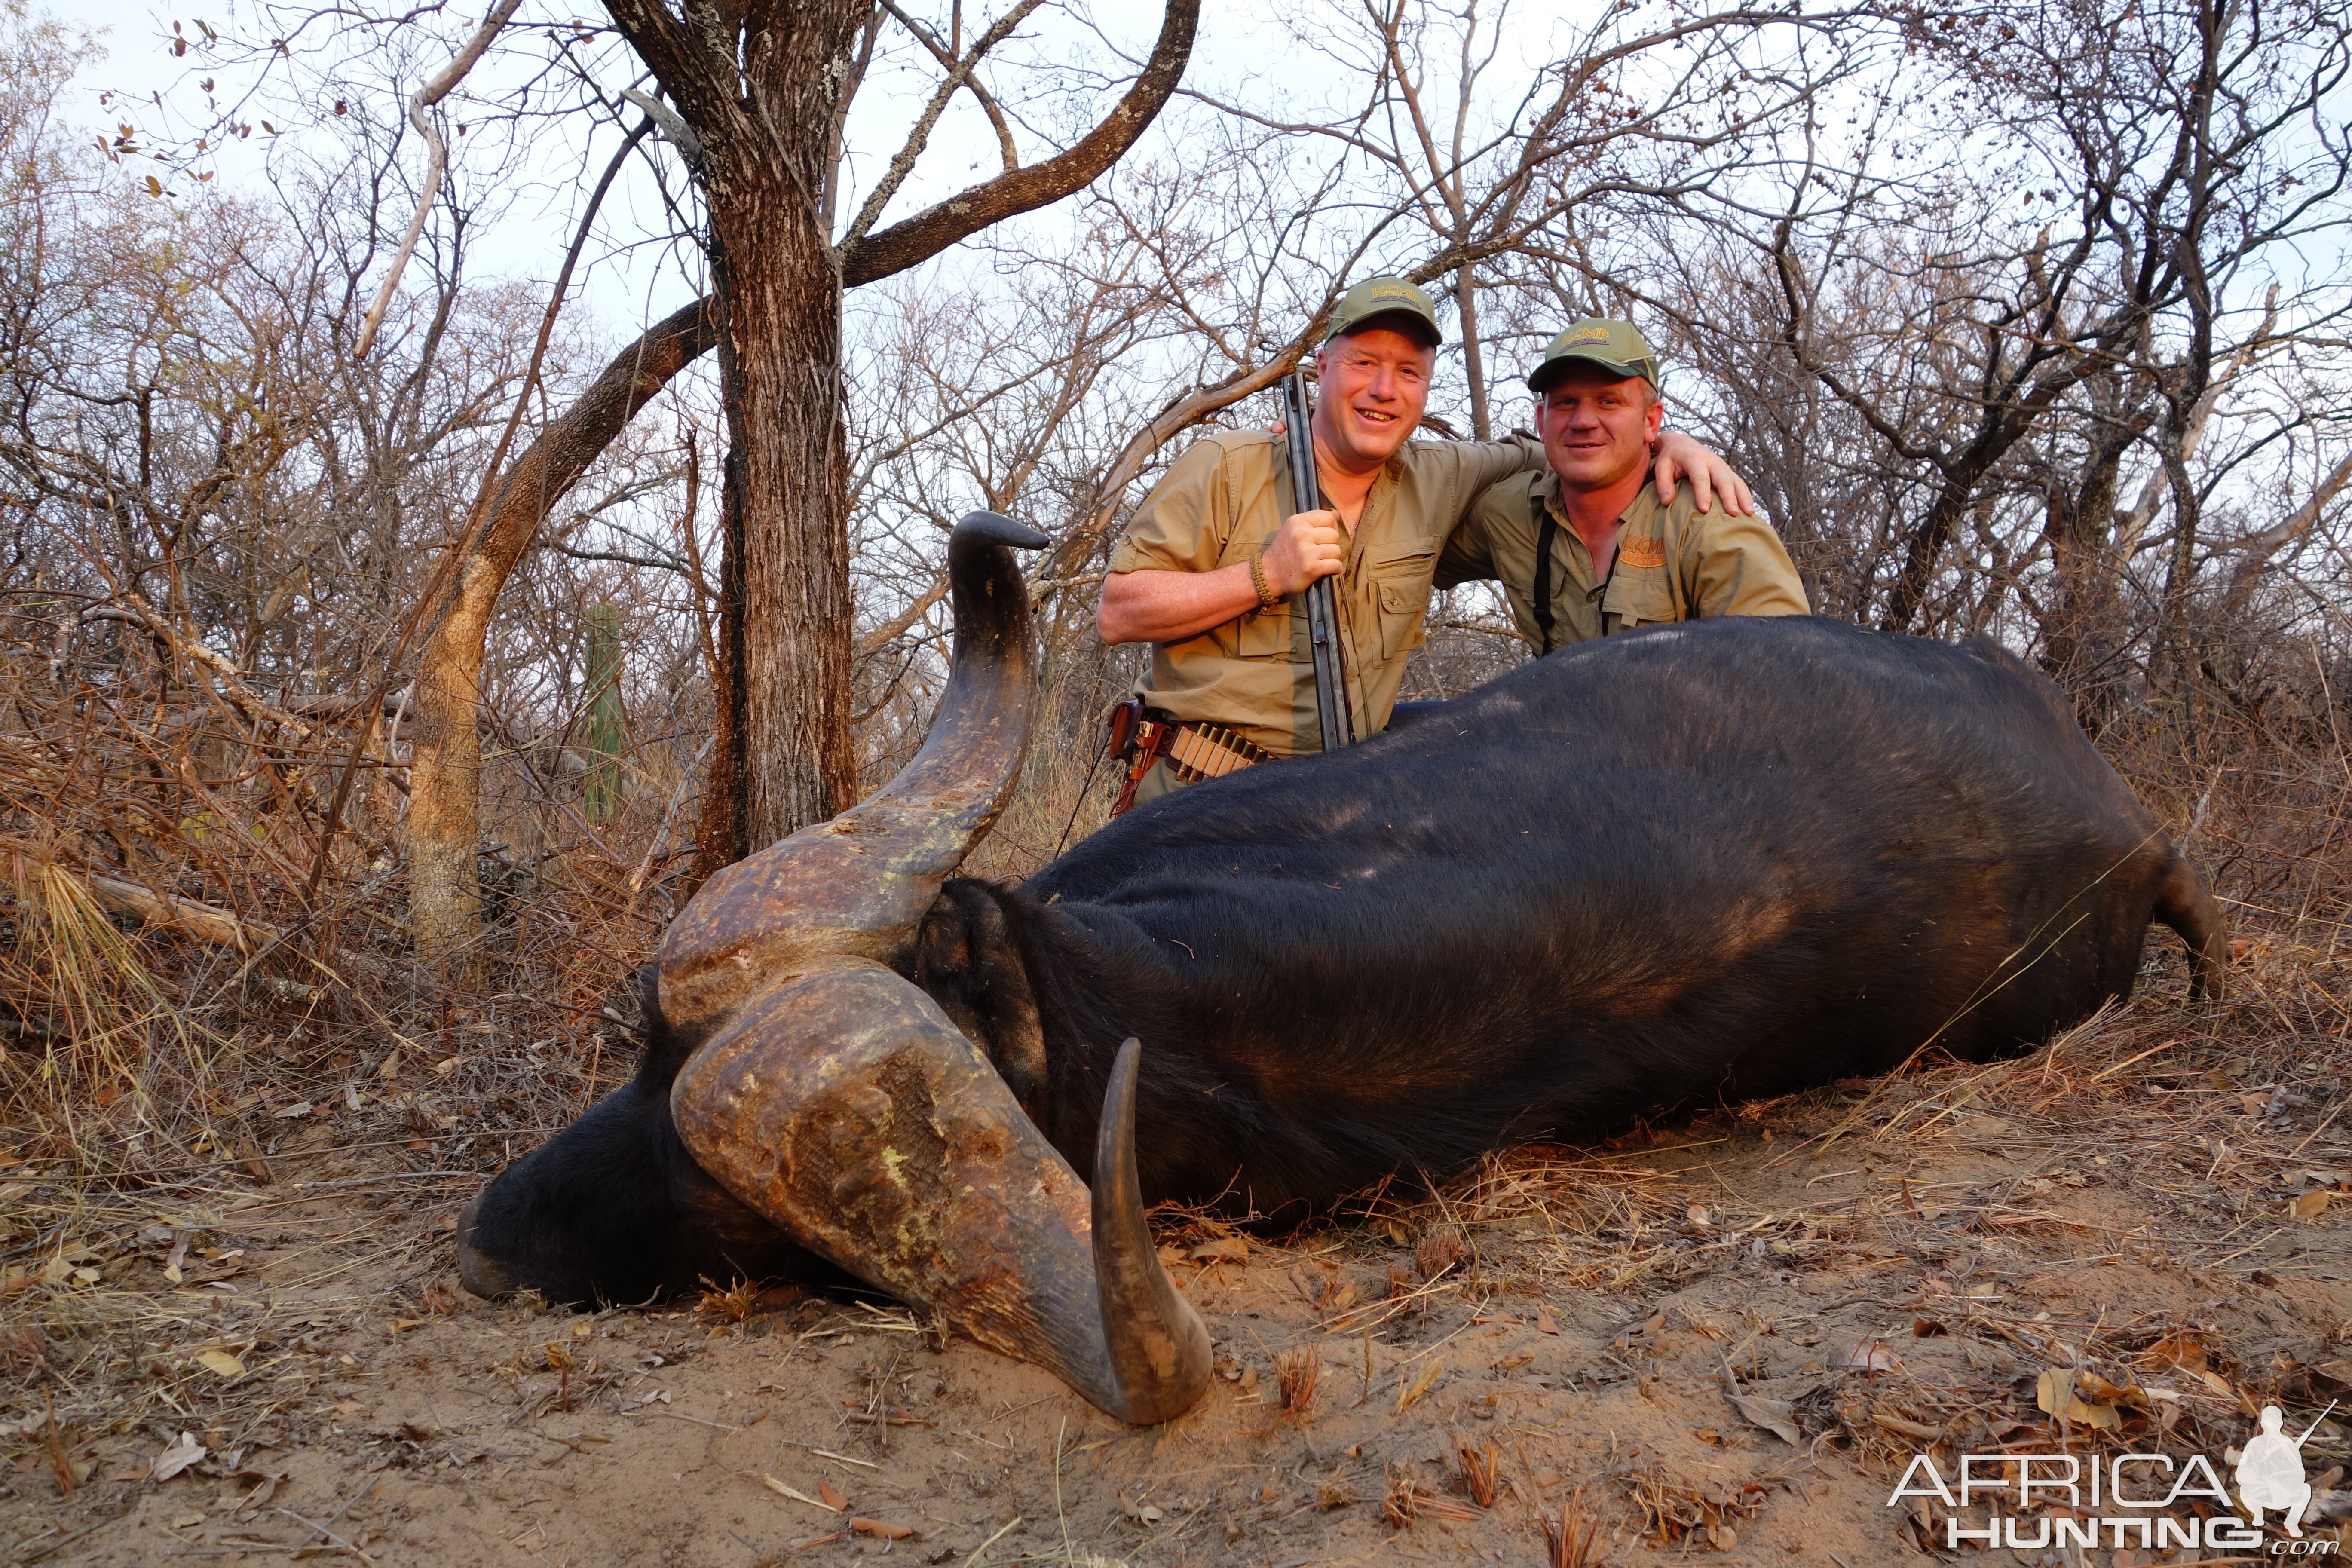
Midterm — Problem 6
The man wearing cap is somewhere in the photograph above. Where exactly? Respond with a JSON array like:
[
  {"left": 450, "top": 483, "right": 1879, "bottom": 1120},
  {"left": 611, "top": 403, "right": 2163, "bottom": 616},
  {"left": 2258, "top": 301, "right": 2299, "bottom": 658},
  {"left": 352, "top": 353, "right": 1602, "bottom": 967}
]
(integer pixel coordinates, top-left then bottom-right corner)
[
  {"left": 1097, "top": 279, "right": 1754, "bottom": 809},
  {"left": 1436, "top": 319, "right": 1808, "bottom": 653}
]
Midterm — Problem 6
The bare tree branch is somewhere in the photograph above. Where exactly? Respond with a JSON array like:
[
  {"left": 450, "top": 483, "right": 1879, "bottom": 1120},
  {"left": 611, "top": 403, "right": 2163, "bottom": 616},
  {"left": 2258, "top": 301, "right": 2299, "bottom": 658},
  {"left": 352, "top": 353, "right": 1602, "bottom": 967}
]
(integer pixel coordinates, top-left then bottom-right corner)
[
  {"left": 838, "top": 0, "right": 1200, "bottom": 286},
  {"left": 352, "top": 0, "right": 524, "bottom": 359}
]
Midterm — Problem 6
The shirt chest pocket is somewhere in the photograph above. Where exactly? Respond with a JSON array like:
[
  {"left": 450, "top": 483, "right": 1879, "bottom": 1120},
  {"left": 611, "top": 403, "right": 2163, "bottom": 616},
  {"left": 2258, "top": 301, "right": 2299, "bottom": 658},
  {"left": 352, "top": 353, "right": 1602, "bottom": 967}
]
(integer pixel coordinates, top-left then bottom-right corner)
[
  {"left": 1228, "top": 604, "right": 1291, "bottom": 659},
  {"left": 1376, "top": 576, "right": 1430, "bottom": 660},
  {"left": 1604, "top": 567, "right": 1679, "bottom": 631},
  {"left": 1214, "top": 518, "right": 1291, "bottom": 659}
]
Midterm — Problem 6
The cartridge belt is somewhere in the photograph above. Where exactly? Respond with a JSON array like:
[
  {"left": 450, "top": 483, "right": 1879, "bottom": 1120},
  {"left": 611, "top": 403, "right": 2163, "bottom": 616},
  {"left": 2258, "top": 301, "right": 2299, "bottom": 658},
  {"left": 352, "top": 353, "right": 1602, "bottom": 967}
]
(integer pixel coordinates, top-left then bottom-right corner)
[{"left": 1106, "top": 701, "right": 1272, "bottom": 816}]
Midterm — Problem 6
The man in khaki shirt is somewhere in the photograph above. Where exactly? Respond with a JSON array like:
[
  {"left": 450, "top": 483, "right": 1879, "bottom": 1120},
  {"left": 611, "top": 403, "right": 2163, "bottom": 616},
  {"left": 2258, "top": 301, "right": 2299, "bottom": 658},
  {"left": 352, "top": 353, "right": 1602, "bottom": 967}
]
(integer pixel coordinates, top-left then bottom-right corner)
[
  {"left": 1437, "top": 319, "right": 1809, "bottom": 652},
  {"left": 1097, "top": 280, "right": 1752, "bottom": 808}
]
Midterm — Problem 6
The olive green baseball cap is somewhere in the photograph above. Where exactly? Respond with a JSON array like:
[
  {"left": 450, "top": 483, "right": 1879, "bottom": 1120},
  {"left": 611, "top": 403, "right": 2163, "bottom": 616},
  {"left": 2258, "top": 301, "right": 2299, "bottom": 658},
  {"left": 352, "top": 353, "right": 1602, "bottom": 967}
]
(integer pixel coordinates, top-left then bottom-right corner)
[
  {"left": 1528, "top": 318, "right": 1662, "bottom": 395},
  {"left": 1324, "top": 276, "right": 1443, "bottom": 348}
]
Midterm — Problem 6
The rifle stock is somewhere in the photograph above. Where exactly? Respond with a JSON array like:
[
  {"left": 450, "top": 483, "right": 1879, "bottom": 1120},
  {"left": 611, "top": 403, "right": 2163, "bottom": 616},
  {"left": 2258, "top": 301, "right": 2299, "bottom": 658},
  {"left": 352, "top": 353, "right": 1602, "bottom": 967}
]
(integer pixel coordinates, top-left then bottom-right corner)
[{"left": 1282, "top": 371, "right": 1352, "bottom": 752}]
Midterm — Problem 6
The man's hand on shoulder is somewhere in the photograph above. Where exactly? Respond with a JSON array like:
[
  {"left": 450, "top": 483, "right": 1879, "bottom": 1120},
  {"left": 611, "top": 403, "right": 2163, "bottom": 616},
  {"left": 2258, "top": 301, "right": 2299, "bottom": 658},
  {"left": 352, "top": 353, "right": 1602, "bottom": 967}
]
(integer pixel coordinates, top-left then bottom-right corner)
[
  {"left": 1262, "top": 510, "right": 1345, "bottom": 596},
  {"left": 1651, "top": 431, "right": 1756, "bottom": 518}
]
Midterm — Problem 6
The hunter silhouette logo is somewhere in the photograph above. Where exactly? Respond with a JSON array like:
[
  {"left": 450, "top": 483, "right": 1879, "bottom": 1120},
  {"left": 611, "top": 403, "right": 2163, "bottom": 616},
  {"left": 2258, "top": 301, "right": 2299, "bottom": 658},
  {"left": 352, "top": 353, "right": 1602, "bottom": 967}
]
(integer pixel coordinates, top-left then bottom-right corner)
[
  {"left": 2239, "top": 1402, "right": 2332, "bottom": 1536},
  {"left": 1886, "top": 1400, "right": 2341, "bottom": 1554}
]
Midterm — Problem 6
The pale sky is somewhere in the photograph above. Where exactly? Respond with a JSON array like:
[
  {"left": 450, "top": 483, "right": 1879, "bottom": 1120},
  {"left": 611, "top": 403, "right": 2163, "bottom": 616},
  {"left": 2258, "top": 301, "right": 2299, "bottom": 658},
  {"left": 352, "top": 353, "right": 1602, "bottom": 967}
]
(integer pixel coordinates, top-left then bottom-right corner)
[{"left": 55, "top": 0, "right": 1611, "bottom": 346}]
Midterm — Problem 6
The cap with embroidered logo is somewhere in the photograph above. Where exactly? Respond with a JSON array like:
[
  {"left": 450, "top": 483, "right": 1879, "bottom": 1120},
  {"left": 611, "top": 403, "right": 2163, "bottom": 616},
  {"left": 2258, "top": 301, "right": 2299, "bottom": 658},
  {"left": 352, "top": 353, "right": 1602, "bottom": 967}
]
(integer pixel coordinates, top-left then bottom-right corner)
[
  {"left": 1528, "top": 318, "right": 1661, "bottom": 395},
  {"left": 1323, "top": 276, "right": 1443, "bottom": 348}
]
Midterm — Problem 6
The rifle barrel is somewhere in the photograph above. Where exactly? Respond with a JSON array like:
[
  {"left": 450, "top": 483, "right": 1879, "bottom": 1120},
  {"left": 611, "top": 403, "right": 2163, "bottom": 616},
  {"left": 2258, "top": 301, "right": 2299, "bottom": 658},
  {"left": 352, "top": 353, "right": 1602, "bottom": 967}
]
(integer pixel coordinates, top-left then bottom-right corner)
[{"left": 1283, "top": 371, "right": 1352, "bottom": 753}]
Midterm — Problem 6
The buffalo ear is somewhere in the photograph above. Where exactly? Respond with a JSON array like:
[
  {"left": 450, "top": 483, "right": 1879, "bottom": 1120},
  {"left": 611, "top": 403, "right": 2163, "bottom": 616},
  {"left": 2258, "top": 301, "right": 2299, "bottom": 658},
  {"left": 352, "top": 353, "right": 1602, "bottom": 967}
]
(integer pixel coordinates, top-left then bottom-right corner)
[
  {"left": 915, "top": 881, "right": 1048, "bottom": 1110},
  {"left": 627, "top": 962, "right": 709, "bottom": 1093}
]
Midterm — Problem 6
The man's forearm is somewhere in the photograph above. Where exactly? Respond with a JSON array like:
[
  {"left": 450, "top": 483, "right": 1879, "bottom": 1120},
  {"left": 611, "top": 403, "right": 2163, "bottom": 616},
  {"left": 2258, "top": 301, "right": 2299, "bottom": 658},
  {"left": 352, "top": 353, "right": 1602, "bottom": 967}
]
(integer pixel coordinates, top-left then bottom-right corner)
[{"left": 1097, "top": 564, "right": 1264, "bottom": 645}]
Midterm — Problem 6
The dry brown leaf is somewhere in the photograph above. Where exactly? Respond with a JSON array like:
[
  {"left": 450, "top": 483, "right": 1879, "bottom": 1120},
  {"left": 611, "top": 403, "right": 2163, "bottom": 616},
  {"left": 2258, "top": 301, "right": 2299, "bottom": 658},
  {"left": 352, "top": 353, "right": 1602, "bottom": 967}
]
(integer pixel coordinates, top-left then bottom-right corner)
[
  {"left": 149, "top": 1431, "right": 206, "bottom": 1482},
  {"left": 2036, "top": 1368, "right": 2120, "bottom": 1430},
  {"left": 2295, "top": 1190, "right": 2333, "bottom": 1219},
  {"left": 2074, "top": 1371, "right": 2147, "bottom": 1409},
  {"left": 1829, "top": 1338, "right": 1899, "bottom": 1372},
  {"left": 817, "top": 1478, "right": 847, "bottom": 1510},
  {"left": 192, "top": 1349, "right": 244, "bottom": 1379},
  {"left": 1873, "top": 1409, "right": 1944, "bottom": 1440},
  {"left": 1728, "top": 1392, "right": 1801, "bottom": 1444},
  {"left": 849, "top": 1517, "right": 915, "bottom": 1540},
  {"left": 1189, "top": 1238, "right": 1247, "bottom": 1264},
  {"left": 1535, "top": 1308, "right": 1559, "bottom": 1335},
  {"left": 2139, "top": 1331, "right": 2208, "bottom": 1372},
  {"left": 1612, "top": 1311, "right": 1666, "bottom": 1352}
]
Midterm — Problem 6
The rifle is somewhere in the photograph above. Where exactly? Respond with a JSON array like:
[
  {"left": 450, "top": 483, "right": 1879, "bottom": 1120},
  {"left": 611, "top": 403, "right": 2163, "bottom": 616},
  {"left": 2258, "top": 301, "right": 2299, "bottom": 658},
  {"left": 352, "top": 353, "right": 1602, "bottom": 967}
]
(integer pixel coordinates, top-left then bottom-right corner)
[{"left": 1281, "top": 370, "right": 1353, "bottom": 753}]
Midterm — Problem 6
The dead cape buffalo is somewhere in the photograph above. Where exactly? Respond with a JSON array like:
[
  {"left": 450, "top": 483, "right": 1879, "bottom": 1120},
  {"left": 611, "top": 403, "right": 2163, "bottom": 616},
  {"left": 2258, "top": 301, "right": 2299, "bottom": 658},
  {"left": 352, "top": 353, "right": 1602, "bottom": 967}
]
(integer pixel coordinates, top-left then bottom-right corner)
[{"left": 456, "top": 511, "right": 2223, "bottom": 1427}]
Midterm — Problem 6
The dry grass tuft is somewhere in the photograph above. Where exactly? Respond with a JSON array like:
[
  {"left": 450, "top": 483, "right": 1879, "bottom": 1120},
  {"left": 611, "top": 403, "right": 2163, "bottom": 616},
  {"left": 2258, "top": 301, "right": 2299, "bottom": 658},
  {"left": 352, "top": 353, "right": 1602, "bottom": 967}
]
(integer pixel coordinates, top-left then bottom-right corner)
[
  {"left": 1452, "top": 1432, "right": 1501, "bottom": 1507},
  {"left": 1415, "top": 1220, "right": 1464, "bottom": 1280},
  {"left": 1540, "top": 1487, "right": 1605, "bottom": 1568},
  {"left": 694, "top": 1274, "right": 798, "bottom": 1326},
  {"left": 1274, "top": 1338, "right": 1320, "bottom": 1417},
  {"left": 1381, "top": 1463, "right": 1478, "bottom": 1529},
  {"left": 1380, "top": 1463, "right": 1414, "bottom": 1528}
]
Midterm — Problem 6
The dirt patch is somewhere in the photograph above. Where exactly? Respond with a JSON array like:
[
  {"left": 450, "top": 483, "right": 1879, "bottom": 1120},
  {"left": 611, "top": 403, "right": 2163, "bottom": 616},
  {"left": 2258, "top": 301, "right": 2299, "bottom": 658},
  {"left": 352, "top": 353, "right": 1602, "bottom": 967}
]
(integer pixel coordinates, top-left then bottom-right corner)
[{"left": 8, "top": 946, "right": 2352, "bottom": 1567}]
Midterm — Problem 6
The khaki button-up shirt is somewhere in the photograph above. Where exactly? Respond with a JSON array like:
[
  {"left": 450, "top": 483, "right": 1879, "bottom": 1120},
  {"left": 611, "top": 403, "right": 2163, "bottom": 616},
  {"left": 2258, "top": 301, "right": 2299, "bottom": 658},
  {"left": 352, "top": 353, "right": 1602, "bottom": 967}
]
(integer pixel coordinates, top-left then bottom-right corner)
[
  {"left": 1109, "top": 430, "right": 1543, "bottom": 756},
  {"left": 1436, "top": 471, "right": 1809, "bottom": 651}
]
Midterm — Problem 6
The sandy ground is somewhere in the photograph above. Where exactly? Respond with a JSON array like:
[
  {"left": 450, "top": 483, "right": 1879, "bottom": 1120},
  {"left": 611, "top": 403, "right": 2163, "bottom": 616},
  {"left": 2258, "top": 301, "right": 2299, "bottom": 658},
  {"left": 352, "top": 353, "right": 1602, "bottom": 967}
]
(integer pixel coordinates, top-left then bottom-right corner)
[{"left": 7, "top": 951, "right": 2352, "bottom": 1568}]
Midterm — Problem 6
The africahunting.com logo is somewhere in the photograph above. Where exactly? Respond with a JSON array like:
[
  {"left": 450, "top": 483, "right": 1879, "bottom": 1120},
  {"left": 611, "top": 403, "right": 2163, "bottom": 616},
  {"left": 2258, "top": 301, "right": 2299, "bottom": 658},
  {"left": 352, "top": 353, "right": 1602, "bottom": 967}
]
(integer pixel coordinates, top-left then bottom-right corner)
[{"left": 1887, "top": 1403, "right": 2342, "bottom": 1555}]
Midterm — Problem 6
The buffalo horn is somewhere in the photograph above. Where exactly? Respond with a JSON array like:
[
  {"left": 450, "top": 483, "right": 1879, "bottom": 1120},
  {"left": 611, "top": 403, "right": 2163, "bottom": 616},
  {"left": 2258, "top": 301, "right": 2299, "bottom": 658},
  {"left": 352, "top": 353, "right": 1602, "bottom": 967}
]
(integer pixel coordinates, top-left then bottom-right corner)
[
  {"left": 1092, "top": 1037, "right": 1215, "bottom": 1420},
  {"left": 662, "top": 512, "right": 1211, "bottom": 1424}
]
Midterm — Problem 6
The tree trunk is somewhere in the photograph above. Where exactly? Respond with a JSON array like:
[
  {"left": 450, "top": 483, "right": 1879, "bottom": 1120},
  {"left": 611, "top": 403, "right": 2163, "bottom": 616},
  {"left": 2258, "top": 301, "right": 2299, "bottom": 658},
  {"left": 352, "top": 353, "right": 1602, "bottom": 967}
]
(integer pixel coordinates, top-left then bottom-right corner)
[
  {"left": 408, "top": 299, "right": 720, "bottom": 971},
  {"left": 2155, "top": 0, "right": 2224, "bottom": 698},
  {"left": 601, "top": 0, "right": 1198, "bottom": 862},
  {"left": 708, "top": 194, "right": 858, "bottom": 852},
  {"left": 2040, "top": 377, "right": 2147, "bottom": 731},
  {"left": 692, "top": 347, "right": 753, "bottom": 882},
  {"left": 1457, "top": 263, "right": 1491, "bottom": 441}
]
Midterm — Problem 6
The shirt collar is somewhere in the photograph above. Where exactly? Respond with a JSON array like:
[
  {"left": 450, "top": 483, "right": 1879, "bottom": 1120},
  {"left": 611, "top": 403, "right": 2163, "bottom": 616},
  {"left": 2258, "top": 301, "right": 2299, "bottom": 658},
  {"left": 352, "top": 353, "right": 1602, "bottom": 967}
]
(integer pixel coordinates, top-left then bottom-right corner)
[{"left": 1534, "top": 467, "right": 1654, "bottom": 530}]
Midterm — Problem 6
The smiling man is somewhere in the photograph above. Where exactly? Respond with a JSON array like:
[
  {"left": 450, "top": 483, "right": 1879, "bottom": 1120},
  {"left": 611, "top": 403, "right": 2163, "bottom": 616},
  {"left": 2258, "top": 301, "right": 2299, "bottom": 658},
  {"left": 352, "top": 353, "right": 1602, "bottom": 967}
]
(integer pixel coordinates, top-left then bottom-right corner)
[
  {"left": 1436, "top": 318, "right": 1809, "bottom": 655},
  {"left": 1096, "top": 281, "right": 1753, "bottom": 810}
]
